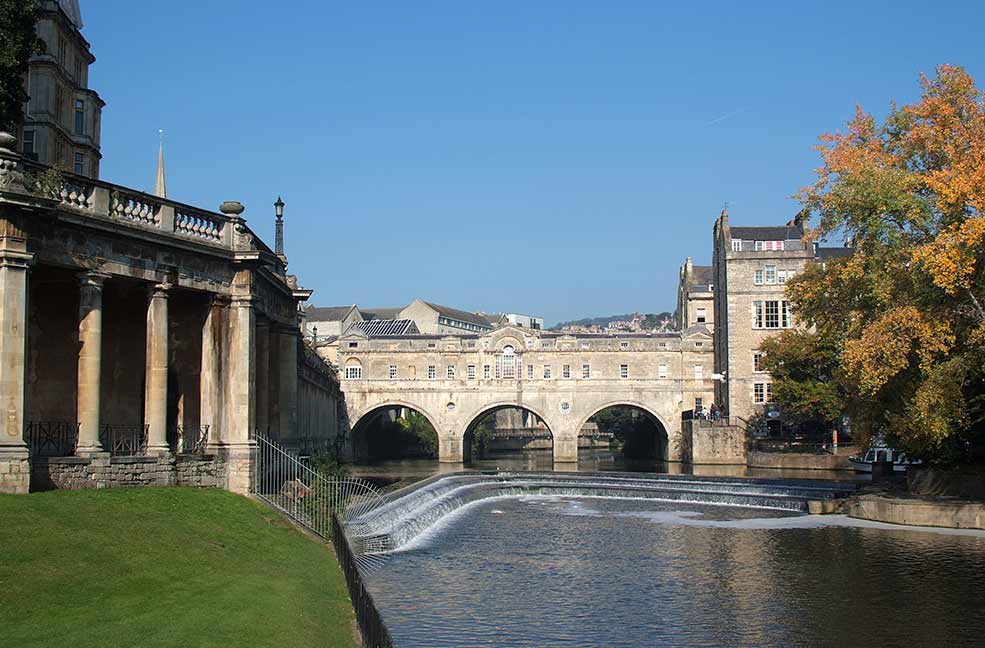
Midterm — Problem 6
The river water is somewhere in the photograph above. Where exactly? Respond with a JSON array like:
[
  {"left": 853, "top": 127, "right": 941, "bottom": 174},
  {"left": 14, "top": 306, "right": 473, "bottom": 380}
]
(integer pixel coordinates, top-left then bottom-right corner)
[{"left": 364, "top": 495, "right": 985, "bottom": 648}]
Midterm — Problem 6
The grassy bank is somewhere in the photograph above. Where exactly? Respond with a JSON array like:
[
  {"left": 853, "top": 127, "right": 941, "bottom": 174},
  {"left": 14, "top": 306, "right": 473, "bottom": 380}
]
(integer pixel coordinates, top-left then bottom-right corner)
[{"left": 0, "top": 488, "right": 358, "bottom": 648}]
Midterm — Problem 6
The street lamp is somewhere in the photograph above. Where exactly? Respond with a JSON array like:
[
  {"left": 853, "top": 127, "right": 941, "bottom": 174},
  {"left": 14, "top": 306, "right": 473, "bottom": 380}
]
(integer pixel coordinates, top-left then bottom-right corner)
[
  {"left": 274, "top": 196, "right": 285, "bottom": 259},
  {"left": 274, "top": 196, "right": 284, "bottom": 219}
]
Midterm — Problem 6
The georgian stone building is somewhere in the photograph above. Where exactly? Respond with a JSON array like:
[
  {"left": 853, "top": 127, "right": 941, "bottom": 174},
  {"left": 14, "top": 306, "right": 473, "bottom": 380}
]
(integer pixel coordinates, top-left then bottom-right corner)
[
  {"left": 0, "top": 132, "right": 341, "bottom": 494},
  {"left": 19, "top": 0, "right": 103, "bottom": 178},
  {"left": 676, "top": 257, "right": 714, "bottom": 333}
]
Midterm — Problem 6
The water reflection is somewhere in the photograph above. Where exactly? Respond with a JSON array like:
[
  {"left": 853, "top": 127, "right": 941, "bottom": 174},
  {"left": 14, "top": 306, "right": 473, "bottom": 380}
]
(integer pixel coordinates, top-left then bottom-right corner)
[
  {"left": 346, "top": 448, "right": 867, "bottom": 487},
  {"left": 366, "top": 497, "right": 985, "bottom": 648}
]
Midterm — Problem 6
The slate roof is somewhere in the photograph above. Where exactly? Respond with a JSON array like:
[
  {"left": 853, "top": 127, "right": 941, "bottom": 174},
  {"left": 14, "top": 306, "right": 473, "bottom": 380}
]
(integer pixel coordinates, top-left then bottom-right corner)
[
  {"left": 815, "top": 246, "right": 854, "bottom": 260},
  {"left": 425, "top": 302, "right": 494, "bottom": 329},
  {"left": 360, "top": 307, "right": 404, "bottom": 321},
  {"left": 688, "top": 266, "right": 714, "bottom": 290},
  {"left": 730, "top": 225, "right": 803, "bottom": 241},
  {"left": 305, "top": 305, "right": 356, "bottom": 322}
]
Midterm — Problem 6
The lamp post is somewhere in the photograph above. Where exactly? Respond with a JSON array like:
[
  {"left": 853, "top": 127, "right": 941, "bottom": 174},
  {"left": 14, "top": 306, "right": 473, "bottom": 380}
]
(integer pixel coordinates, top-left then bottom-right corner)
[{"left": 274, "top": 196, "right": 285, "bottom": 261}]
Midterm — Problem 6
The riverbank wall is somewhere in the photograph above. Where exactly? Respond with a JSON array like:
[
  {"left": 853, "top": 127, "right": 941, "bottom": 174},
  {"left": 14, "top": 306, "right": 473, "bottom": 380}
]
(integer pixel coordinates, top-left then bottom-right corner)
[
  {"left": 747, "top": 451, "right": 853, "bottom": 472},
  {"left": 847, "top": 494, "right": 985, "bottom": 530}
]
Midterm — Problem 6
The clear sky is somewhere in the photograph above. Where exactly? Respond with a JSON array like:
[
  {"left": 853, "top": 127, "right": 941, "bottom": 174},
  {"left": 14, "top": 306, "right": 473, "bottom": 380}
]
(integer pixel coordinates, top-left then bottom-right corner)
[{"left": 81, "top": 1, "right": 984, "bottom": 326}]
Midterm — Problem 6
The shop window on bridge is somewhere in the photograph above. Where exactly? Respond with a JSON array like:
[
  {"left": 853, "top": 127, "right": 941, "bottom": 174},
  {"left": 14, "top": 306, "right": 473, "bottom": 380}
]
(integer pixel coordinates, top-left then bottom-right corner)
[
  {"left": 544, "top": 364, "right": 552, "bottom": 379},
  {"left": 562, "top": 364, "right": 571, "bottom": 378},
  {"left": 582, "top": 364, "right": 591, "bottom": 379},
  {"left": 447, "top": 365, "right": 456, "bottom": 379},
  {"left": 620, "top": 364, "right": 629, "bottom": 378},
  {"left": 468, "top": 365, "right": 476, "bottom": 379},
  {"left": 388, "top": 364, "right": 397, "bottom": 380},
  {"left": 344, "top": 360, "right": 362, "bottom": 380},
  {"left": 527, "top": 364, "right": 534, "bottom": 379},
  {"left": 658, "top": 363, "right": 667, "bottom": 379},
  {"left": 428, "top": 365, "right": 436, "bottom": 380},
  {"left": 499, "top": 346, "right": 516, "bottom": 379},
  {"left": 483, "top": 364, "right": 491, "bottom": 379}
]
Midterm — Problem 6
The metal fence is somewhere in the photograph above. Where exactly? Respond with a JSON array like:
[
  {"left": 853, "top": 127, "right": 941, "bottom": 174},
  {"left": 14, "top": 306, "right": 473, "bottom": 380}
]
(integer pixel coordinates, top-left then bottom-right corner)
[
  {"left": 25, "top": 421, "right": 79, "bottom": 457},
  {"left": 252, "top": 432, "right": 390, "bottom": 545},
  {"left": 332, "top": 513, "right": 396, "bottom": 648},
  {"left": 177, "top": 425, "right": 210, "bottom": 455},
  {"left": 100, "top": 424, "right": 149, "bottom": 456}
]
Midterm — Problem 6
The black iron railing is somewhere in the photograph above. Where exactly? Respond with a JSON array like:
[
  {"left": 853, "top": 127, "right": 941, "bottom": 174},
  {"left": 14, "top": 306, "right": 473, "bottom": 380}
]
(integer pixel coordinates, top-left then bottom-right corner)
[
  {"left": 177, "top": 425, "right": 210, "bottom": 454},
  {"left": 332, "top": 513, "right": 396, "bottom": 648},
  {"left": 100, "top": 424, "right": 149, "bottom": 456},
  {"left": 25, "top": 421, "right": 79, "bottom": 457},
  {"left": 749, "top": 437, "right": 834, "bottom": 454}
]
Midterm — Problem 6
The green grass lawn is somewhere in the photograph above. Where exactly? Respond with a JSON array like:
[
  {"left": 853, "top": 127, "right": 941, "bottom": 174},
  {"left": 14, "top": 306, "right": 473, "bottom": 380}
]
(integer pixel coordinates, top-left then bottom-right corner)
[{"left": 0, "top": 488, "right": 358, "bottom": 648}]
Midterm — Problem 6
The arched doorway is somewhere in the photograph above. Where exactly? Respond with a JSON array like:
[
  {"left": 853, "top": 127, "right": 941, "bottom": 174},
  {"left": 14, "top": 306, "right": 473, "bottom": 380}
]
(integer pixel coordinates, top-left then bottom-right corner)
[
  {"left": 462, "top": 405, "right": 554, "bottom": 469},
  {"left": 578, "top": 404, "right": 670, "bottom": 471},
  {"left": 349, "top": 404, "right": 440, "bottom": 464}
]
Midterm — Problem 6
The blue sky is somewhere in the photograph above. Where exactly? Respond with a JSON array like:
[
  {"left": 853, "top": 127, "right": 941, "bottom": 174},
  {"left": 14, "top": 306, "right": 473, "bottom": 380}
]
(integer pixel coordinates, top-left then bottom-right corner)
[{"left": 82, "top": 1, "right": 984, "bottom": 325}]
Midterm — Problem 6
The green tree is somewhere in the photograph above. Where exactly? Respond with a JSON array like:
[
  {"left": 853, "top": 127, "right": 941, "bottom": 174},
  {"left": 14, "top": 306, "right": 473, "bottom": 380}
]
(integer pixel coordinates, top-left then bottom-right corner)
[
  {"left": 0, "top": 0, "right": 42, "bottom": 131},
  {"left": 758, "top": 330, "right": 844, "bottom": 435}
]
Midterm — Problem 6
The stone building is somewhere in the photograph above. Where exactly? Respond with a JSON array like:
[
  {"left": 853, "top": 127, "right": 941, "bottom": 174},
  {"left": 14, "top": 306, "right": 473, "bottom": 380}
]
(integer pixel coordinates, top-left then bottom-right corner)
[
  {"left": 710, "top": 209, "right": 850, "bottom": 425},
  {"left": 18, "top": 0, "right": 103, "bottom": 178},
  {"left": 0, "top": 132, "right": 340, "bottom": 494},
  {"left": 337, "top": 325, "right": 714, "bottom": 464},
  {"left": 676, "top": 257, "right": 714, "bottom": 333}
]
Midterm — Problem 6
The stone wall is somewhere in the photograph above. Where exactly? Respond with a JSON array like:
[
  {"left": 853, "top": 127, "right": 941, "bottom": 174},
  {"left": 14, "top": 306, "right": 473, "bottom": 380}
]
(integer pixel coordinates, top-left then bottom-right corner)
[
  {"left": 29, "top": 453, "right": 228, "bottom": 491},
  {"left": 682, "top": 420, "right": 746, "bottom": 465},
  {"left": 0, "top": 457, "right": 30, "bottom": 494},
  {"left": 746, "top": 450, "right": 852, "bottom": 471}
]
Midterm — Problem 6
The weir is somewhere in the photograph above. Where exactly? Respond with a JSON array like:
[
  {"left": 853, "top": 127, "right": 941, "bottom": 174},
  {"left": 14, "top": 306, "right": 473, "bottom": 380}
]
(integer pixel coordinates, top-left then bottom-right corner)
[{"left": 346, "top": 471, "right": 860, "bottom": 553}]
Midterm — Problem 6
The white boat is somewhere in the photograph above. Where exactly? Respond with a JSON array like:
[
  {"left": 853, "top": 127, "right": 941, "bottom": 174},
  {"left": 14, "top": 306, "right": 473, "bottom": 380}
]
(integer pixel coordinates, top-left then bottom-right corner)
[{"left": 848, "top": 446, "right": 923, "bottom": 473}]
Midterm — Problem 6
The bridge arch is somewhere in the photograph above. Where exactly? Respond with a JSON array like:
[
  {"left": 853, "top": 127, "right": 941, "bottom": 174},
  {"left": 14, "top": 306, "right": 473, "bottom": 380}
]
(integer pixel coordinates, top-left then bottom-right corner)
[
  {"left": 460, "top": 401, "right": 556, "bottom": 465},
  {"left": 348, "top": 400, "right": 442, "bottom": 463},
  {"left": 576, "top": 400, "right": 671, "bottom": 463}
]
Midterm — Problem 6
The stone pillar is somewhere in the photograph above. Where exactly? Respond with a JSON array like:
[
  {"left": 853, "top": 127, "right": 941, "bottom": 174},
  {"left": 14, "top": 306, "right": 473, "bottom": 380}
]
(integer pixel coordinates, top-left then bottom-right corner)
[
  {"left": 76, "top": 271, "right": 110, "bottom": 454},
  {"left": 144, "top": 283, "right": 170, "bottom": 455},
  {"left": 0, "top": 243, "right": 33, "bottom": 493},
  {"left": 200, "top": 296, "right": 228, "bottom": 448},
  {"left": 276, "top": 327, "right": 298, "bottom": 443},
  {"left": 222, "top": 293, "right": 255, "bottom": 494},
  {"left": 438, "top": 434, "right": 463, "bottom": 463},
  {"left": 553, "top": 431, "right": 579, "bottom": 463},
  {"left": 255, "top": 321, "right": 270, "bottom": 436}
]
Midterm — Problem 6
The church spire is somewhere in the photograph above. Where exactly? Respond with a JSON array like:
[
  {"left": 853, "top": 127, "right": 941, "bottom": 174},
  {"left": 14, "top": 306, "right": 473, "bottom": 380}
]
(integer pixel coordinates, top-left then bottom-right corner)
[{"left": 154, "top": 130, "right": 167, "bottom": 199}]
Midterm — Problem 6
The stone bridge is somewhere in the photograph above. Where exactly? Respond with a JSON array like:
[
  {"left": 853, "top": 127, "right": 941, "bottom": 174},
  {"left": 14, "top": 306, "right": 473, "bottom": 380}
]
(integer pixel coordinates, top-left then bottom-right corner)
[{"left": 337, "top": 324, "right": 715, "bottom": 463}]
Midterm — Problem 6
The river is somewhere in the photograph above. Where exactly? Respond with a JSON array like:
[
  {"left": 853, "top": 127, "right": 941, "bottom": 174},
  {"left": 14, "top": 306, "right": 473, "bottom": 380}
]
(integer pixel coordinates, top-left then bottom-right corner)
[{"left": 363, "top": 493, "right": 985, "bottom": 647}]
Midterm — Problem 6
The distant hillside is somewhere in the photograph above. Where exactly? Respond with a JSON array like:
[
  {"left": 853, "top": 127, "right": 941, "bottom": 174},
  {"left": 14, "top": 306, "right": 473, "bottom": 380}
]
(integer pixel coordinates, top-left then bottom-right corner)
[{"left": 551, "top": 312, "right": 674, "bottom": 330}]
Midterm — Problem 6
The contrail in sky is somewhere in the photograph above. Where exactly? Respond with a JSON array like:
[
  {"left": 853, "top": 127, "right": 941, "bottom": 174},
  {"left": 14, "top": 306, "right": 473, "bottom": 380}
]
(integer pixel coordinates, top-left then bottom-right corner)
[{"left": 706, "top": 109, "right": 744, "bottom": 126}]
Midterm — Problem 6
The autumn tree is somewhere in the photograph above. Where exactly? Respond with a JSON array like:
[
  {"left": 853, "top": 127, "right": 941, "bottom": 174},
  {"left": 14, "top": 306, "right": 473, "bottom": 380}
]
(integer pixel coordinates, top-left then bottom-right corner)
[
  {"left": 0, "top": 0, "right": 42, "bottom": 131},
  {"left": 787, "top": 64, "right": 985, "bottom": 464}
]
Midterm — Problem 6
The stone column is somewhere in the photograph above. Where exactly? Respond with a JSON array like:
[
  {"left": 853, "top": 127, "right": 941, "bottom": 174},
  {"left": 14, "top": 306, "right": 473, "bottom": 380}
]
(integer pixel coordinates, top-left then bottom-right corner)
[
  {"left": 222, "top": 294, "right": 256, "bottom": 494},
  {"left": 200, "top": 295, "right": 228, "bottom": 448},
  {"left": 0, "top": 244, "right": 33, "bottom": 493},
  {"left": 276, "top": 327, "right": 298, "bottom": 443},
  {"left": 76, "top": 271, "right": 110, "bottom": 454},
  {"left": 438, "top": 434, "right": 463, "bottom": 463},
  {"left": 255, "top": 320, "right": 270, "bottom": 436},
  {"left": 144, "top": 283, "right": 170, "bottom": 454}
]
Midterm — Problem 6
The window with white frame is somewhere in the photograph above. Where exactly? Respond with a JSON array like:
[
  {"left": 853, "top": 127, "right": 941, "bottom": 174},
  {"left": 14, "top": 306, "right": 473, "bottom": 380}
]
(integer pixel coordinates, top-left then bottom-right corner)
[
  {"left": 527, "top": 364, "right": 534, "bottom": 379},
  {"left": 755, "top": 269, "right": 764, "bottom": 285},
  {"left": 562, "top": 364, "right": 571, "bottom": 379},
  {"left": 754, "top": 382, "right": 774, "bottom": 404},
  {"left": 344, "top": 362, "right": 362, "bottom": 380},
  {"left": 777, "top": 269, "right": 789, "bottom": 284},
  {"left": 483, "top": 364, "right": 491, "bottom": 379},
  {"left": 582, "top": 364, "right": 591, "bottom": 379},
  {"left": 732, "top": 239, "right": 743, "bottom": 251},
  {"left": 620, "top": 364, "right": 629, "bottom": 379},
  {"left": 695, "top": 397, "right": 703, "bottom": 414},
  {"left": 753, "top": 351, "right": 765, "bottom": 373},
  {"left": 501, "top": 346, "right": 516, "bottom": 379},
  {"left": 753, "top": 300, "right": 791, "bottom": 329},
  {"left": 447, "top": 365, "right": 456, "bottom": 379},
  {"left": 74, "top": 152, "right": 84, "bottom": 175},
  {"left": 467, "top": 365, "right": 476, "bottom": 380},
  {"left": 427, "top": 365, "right": 436, "bottom": 380},
  {"left": 544, "top": 365, "right": 552, "bottom": 379},
  {"left": 388, "top": 365, "right": 397, "bottom": 380},
  {"left": 696, "top": 308, "right": 707, "bottom": 323},
  {"left": 658, "top": 363, "right": 667, "bottom": 379},
  {"left": 694, "top": 364, "right": 703, "bottom": 380},
  {"left": 765, "top": 265, "right": 776, "bottom": 284}
]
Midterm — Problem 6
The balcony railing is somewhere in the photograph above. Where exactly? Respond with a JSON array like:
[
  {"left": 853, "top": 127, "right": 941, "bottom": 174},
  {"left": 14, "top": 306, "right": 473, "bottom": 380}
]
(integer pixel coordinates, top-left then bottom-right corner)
[
  {"left": 177, "top": 425, "right": 210, "bottom": 455},
  {"left": 100, "top": 425, "right": 149, "bottom": 457},
  {"left": 25, "top": 421, "right": 79, "bottom": 457}
]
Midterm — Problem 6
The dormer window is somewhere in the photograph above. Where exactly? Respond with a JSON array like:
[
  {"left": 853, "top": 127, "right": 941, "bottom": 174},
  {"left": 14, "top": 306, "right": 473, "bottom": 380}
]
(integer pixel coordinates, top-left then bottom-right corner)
[{"left": 731, "top": 240, "right": 743, "bottom": 252}]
